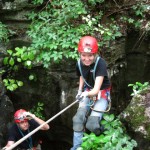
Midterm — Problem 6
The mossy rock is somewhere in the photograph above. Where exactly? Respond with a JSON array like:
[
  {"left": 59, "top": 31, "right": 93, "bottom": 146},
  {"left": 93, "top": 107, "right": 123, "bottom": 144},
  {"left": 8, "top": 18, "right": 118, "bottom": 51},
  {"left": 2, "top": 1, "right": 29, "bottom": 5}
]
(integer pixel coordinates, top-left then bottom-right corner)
[{"left": 121, "top": 88, "right": 150, "bottom": 140}]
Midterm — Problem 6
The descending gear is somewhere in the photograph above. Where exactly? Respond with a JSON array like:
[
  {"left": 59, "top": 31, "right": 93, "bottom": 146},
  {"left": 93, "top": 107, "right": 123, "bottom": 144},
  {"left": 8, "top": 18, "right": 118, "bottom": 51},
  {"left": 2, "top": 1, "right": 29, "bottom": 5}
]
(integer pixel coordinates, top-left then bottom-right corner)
[
  {"left": 14, "top": 109, "right": 28, "bottom": 123},
  {"left": 86, "top": 116, "right": 101, "bottom": 136},
  {"left": 73, "top": 108, "right": 87, "bottom": 131},
  {"left": 78, "top": 36, "right": 98, "bottom": 54},
  {"left": 90, "top": 88, "right": 111, "bottom": 113}
]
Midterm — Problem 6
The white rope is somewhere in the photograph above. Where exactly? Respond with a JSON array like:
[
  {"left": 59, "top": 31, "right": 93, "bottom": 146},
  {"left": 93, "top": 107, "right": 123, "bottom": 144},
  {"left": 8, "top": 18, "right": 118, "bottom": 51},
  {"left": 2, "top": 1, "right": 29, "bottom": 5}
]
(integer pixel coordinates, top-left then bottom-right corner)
[{"left": 5, "top": 100, "right": 79, "bottom": 150}]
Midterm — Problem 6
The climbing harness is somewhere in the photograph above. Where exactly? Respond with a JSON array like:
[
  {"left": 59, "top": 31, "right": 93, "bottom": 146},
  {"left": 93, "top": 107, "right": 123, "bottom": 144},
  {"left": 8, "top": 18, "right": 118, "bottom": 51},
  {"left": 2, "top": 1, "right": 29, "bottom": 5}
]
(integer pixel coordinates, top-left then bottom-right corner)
[
  {"left": 86, "top": 88, "right": 111, "bottom": 113},
  {"left": 4, "top": 99, "right": 80, "bottom": 150},
  {"left": 90, "top": 94, "right": 111, "bottom": 113}
]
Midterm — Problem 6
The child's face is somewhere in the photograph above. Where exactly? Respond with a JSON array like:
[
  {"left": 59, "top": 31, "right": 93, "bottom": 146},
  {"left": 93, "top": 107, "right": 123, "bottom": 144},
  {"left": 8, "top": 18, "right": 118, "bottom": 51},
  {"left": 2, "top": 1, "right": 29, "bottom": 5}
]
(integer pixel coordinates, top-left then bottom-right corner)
[{"left": 80, "top": 52, "right": 95, "bottom": 66}]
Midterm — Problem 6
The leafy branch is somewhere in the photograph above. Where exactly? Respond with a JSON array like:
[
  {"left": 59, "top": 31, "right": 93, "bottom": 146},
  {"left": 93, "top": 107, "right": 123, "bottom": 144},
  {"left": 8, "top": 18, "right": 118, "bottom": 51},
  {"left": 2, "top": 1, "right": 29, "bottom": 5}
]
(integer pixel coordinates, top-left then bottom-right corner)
[
  {"left": 128, "top": 81, "right": 149, "bottom": 96},
  {"left": 2, "top": 47, "right": 36, "bottom": 91},
  {"left": 30, "top": 102, "right": 45, "bottom": 120}
]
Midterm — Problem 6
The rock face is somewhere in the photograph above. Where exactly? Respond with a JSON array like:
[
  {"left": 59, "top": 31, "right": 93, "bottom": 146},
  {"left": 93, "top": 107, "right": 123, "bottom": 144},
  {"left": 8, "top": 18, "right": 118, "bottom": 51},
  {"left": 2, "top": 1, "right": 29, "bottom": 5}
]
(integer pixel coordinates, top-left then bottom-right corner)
[
  {"left": 0, "top": 0, "right": 150, "bottom": 150},
  {"left": 104, "top": 31, "right": 150, "bottom": 114},
  {"left": 121, "top": 88, "right": 150, "bottom": 149},
  {"left": 0, "top": 64, "right": 78, "bottom": 149}
]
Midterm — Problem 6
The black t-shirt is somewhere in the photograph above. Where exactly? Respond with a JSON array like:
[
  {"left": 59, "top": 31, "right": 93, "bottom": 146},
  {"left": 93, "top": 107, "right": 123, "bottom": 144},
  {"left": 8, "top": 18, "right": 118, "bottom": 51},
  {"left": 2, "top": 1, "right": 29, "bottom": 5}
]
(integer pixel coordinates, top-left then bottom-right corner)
[
  {"left": 76, "top": 57, "right": 110, "bottom": 90},
  {"left": 7, "top": 120, "right": 40, "bottom": 149}
]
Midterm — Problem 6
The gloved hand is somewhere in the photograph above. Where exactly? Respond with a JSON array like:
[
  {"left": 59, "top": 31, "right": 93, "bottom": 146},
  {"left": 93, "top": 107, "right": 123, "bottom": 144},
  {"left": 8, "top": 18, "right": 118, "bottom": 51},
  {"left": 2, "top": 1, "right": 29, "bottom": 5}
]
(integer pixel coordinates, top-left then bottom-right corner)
[
  {"left": 76, "top": 90, "right": 82, "bottom": 100},
  {"left": 79, "top": 91, "right": 89, "bottom": 100},
  {"left": 23, "top": 112, "right": 35, "bottom": 119},
  {"left": 2, "top": 147, "right": 7, "bottom": 150}
]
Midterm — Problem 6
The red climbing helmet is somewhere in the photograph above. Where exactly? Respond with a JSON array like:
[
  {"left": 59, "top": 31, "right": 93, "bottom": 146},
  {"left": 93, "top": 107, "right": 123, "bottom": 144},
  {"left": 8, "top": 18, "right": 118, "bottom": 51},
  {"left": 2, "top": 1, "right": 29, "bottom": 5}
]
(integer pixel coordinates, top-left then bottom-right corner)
[
  {"left": 78, "top": 36, "right": 98, "bottom": 53},
  {"left": 14, "top": 109, "right": 28, "bottom": 123}
]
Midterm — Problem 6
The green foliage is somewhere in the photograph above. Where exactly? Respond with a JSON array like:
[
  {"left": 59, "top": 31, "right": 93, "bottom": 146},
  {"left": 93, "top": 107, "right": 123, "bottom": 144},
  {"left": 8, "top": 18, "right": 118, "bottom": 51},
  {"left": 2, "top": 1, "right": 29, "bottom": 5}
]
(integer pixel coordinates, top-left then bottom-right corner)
[
  {"left": 25, "top": 0, "right": 149, "bottom": 69},
  {"left": 128, "top": 81, "right": 149, "bottom": 96},
  {"left": 27, "top": 0, "right": 87, "bottom": 68},
  {"left": 120, "top": 14, "right": 143, "bottom": 29},
  {"left": 26, "top": 0, "right": 123, "bottom": 68},
  {"left": 82, "top": 15, "right": 122, "bottom": 47},
  {"left": 1, "top": 0, "right": 149, "bottom": 69},
  {"left": 3, "top": 79, "right": 23, "bottom": 91},
  {"left": 79, "top": 114, "right": 137, "bottom": 150},
  {"left": 120, "top": 2, "right": 150, "bottom": 30},
  {"left": 30, "top": 102, "right": 45, "bottom": 120},
  {"left": 3, "top": 47, "right": 35, "bottom": 70},
  {"left": 132, "top": 2, "right": 149, "bottom": 17},
  {"left": 0, "top": 22, "right": 9, "bottom": 42},
  {"left": 111, "top": 2, "right": 150, "bottom": 37},
  {"left": 1, "top": 0, "right": 149, "bottom": 92},
  {"left": 2, "top": 47, "right": 36, "bottom": 91}
]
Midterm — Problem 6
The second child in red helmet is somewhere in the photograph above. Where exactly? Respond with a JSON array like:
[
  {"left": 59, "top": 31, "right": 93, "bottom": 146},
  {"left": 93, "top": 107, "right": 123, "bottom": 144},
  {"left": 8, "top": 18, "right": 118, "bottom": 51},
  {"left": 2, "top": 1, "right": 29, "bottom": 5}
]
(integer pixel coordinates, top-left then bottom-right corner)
[
  {"left": 3, "top": 109, "right": 50, "bottom": 150},
  {"left": 70, "top": 36, "right": 111, "bottom": 150}
]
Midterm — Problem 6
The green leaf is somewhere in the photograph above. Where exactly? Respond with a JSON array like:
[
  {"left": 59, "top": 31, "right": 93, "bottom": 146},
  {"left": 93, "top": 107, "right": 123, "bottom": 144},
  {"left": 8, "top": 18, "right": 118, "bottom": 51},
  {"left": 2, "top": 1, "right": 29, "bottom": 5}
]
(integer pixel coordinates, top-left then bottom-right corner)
[
  {"left": 103, "top": 114, "right": 114, "bottom": 122},
  {"left": 7, "top": 86, "right": 14, "bottom": 91},
  {"left": 29, "top": 74, "right": 34, "bottom": 80},
  {"left": 28, "top": 53, "right": 35, "bottom": 60},
  {"left": 128, "top": 84, "right": 134, "bottom": 87},
  {"left": 17, "top": 58, "right": 22, "bottom": 62},
  {"left": 7, "top": 50, "right": 13, "bottom": 55},
  {"left": 109, "top": 114, "right": 115, "bottom": 121},
  {"left": 128, "top": 18, "right": 134, "bottom": 23},
  {"left": 12, "top": 84, "right": 18, "bottom": 89},
  {"left": 3, "top": 57, "right": 9, "bottom": 65},
  {"left": 26, "top": 60, "right": 32, "bottom": 66},
  {"left": 9, "top": 79, "right": 15, "bottom": 84},
  {"left": 17, "top": 81, "right": 23, "bottom": 86},
  {"left": 21, "top": 53, "right": 28, "bottom": 61},
  {"left": 9, "top": 58, "right": 15, "bottom": 66},
  {"left": 102, "top": 135, "right": 112, "bottom": 143},
  {"left": 3, "top": 79, "right": 8, "bottom": 85}
]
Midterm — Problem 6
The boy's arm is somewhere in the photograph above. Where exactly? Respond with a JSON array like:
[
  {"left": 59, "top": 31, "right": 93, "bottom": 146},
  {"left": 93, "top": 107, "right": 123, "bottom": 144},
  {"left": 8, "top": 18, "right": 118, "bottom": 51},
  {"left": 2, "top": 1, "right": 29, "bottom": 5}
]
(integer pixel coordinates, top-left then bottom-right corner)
[
  {"left": 87, "top": 76, "right": 104, "bottom": 97},
  {"left": 23, "top": 112, "right": 50, "bottom": 130}
]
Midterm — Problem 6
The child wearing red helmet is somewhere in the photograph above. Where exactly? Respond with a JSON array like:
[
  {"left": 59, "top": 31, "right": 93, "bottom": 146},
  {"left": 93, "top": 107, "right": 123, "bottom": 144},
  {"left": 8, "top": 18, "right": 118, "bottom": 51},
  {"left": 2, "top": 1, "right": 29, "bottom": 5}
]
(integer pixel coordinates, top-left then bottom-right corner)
[{"left": 71, "top": 36, "right": 111, "bottom": 150}]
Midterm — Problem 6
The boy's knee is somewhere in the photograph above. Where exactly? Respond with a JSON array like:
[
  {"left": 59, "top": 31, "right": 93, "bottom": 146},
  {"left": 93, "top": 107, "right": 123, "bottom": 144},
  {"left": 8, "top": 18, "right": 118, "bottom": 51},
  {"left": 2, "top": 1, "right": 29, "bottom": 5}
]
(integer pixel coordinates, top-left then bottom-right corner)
[
  {"left": 73, "top": 108, "right": 87, "bottom": 131},
  {"left": 86, "top": 116, "right": 101, "bottom": 136}
]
